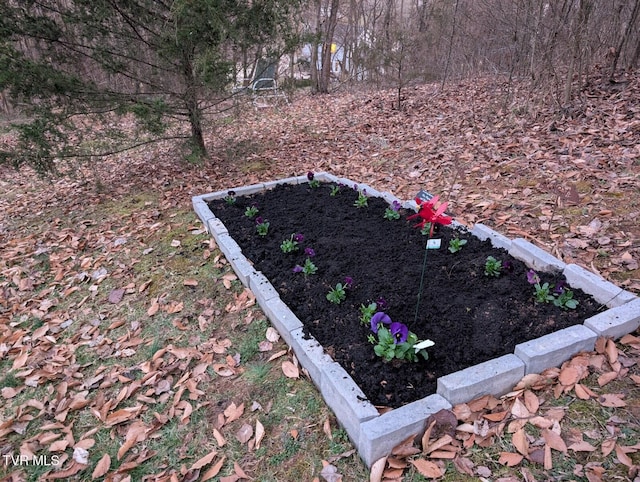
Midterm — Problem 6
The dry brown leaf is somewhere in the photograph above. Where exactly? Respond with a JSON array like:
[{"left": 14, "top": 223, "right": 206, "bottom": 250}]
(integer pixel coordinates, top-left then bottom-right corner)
[
  {"left": 510, "top": 398, "right": 531, "bottom": 419},
  {"left": 615, "top": 444, "right": 634, "bottom": 467},
  {"left": 542, "top": 428, "right": 567, "bottom": 454},
  {"left": 117, "top": 421, "right": 148, "bottom": 460},
  {"left": 323, "top": 418, "right": 332, "bottom": 440},
  {"left": 453, "top": 456, "right": 474, "bottom": 476},
  {"left": 597, "top": 371, "right": 618, "bottom": 387},
  {"left": 558, "top": 366, "right": 581, "bottom": 386},
  {"left": 498, "top": 452, "right": 523, "bottom": 467},
  {"left": 605, "top": 339, "right": 618, "bottom": 365},
  {"left": 147, "top": 299, "right": 159, "bottom": 316},
  {"left": 255, "top": 419, "right": 265, "bottom": 449},
  {"left": 369, "top": 456, "right": 386, "bottom": 482},
  {"left": 568, "top": 440, "right": 597, "bottom": 452},
  {"left": 523, "top": 390, "right": 539, "bottom": 414},
  {"left": 234, "top": 461, "right": 251, "bottom": 479},
  {"left": 92, "top": 453, "right": 111, "bottom": 479},
  {"left": 212, "top": 428, "right": 226, "bottom": 447},
  {"left": 190, "top": 449, "right": 217, "bottom": 471},
  {"left": 598, "top": 393, "right": 626, "bottom": 408},
  {"left": 574, "top": 383, "right": 595, "bottom": 400},
  {"left": 183, "top": 278, "right": 198, "bottom": 287},
  {"left": 201, "top": 455, "right": 226, "bottom": 481},
  {"left": 424, "top": 435, "right": 453, "bottom": 455},
  {"left": 281, "top": 360, "right": 300, "bottom": 378},
  {"left": 601, "top": 438, "right": 616, "bottom": 457},
  {"left": 223, "top": 402, "right": 244, "bottom": 424},
  {"left": 411, "top": 458, "right": 445, "bottom": 478},
  {"left": 512, "top": 429, "right": 529, "bottom": 456}
]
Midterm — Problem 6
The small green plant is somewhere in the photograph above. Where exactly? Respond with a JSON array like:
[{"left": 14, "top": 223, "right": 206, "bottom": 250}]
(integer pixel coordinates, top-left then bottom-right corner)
[
  {"left": 280, "top": 233, "right": 303, "bottom": 253},
  {"left": 420, "top": 222, "right": 432, "bottom": 236},
  {"left": 354, "top": 191, "right": 368, "bottom": 208},
  {"left": 533, "top": 282, "right": 555, "bottom": 303},
  {"left": 293, "top": 257, "right": 317, "bottom": 276},
  {"left": 383, "top": 200, "right": 402, "bottom": 220},
  {"left": 554, "top": 288, "right": 578, "bottom": 310},
  {"left": 527, "top": 270, "right": 578, "bottom": 309},
  {"left": 307, "top": 171, "right": 320, "bottom": 188},
  {"left": 448, "top": 237, "right": 467, "bottom": 253},
  {"left": 484, "top": 256, "right": 502, "bottom": 277},
  {"left": 326, "top": 283, "right": 346, "bottom": 304},
  {"left": 359, "top": 302, "right": 377, "bottom": 325},
  {"left": 245, "top": 205, "right": 259, "bottom": 218},
  {"left": 326, "top": 277, "right": 352, "bottom": 304},
  {"left": 255, "top": 217, "right": 269, "bottom": 236},
  {"left": 224, "top": 191, "right": 236, "bottom": 205},
  {"left": 330, "top": 185, "right": 340, "bottom": 196}
]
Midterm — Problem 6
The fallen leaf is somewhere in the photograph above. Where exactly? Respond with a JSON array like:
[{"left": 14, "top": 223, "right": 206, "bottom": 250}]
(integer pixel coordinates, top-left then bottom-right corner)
[
  {"left": 201, "top": 455, "right": 226, "bottom": 481},
  {"left": 190, "top": 449, "right": 218, "bottom": 471},
  {"left": 598, "top": 393, "right": 626, "bottom": 408},
  {"left": 512, "top": 429, "right": 529, "bottom": 456},
  {"left": 498, "top": 452, "right": 523, "bottom": 466},
  {"left": 615, "top": 444, "right": 634, "bottom": 467},
  {"left": 183, "top": 278, "right": 199, "bottom": 287},
  {"left": 411, "top": 458, "right": 445, "bottom": 478},
  {"left": 282, "top": 360, "right": 299, "bottom": 378},
  {"left": 223, "top": 402, "right": 244, "bottom": 424},
  {"left": 265, "top": 327, "right": 280, "bottom": 342},
  {"left": 568, "top": 440, "right": 597, "bottom": 452},
  {"left": 369, "top": 456, "right": 386, "bottom": 482},
  {"left": 108, "top": 288, "right": 125, "bottom": 304},
  {"left": 542, "top": 429, "right": 567, "bottom": 454},
  {"left": 92, "top": 453, "right": 111, "bottom": 479},
  {"left": 236, "top": 423, "right": 253, "bottom": 444},
  {"left": 234, "top": 461, "right": 251, "bottom": 479},
  {"left": 73, "top": 446, "right": 89, "bottom": 464},
  {"left": 255, "top": 420, "right": 265, "bottom": 449}
]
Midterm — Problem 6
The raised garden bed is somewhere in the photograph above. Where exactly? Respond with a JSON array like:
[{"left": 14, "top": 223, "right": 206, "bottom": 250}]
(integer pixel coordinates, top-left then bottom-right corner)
[{"left": 193, "top": 172, "right": 640, "bottom": 466}]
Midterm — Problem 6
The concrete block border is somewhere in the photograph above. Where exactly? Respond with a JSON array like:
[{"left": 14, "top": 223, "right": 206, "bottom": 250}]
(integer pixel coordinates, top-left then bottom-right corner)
[{"left": 192, "top": 172, "right": 639, "bottom": 468}]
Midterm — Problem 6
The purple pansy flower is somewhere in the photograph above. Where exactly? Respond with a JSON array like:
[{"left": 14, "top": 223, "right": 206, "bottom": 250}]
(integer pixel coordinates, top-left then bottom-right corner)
[
  {"left": 391, "top": 200, "right": 401, "bottom": 211},
  {"left": 370, "top": 312, "right": 392, "bottom": 334},
  {"left": 554, "top": 281, "right": 566, "bottom": 294},
  {"left": 293, "top": 233, "right": 304, "bottom": 243},
  {"left": 376, "top": 296, "right": 388, "bottom": 309},
  {"left": 344, "top": 277, "right": 353, "bottom": 289},
  {"left": 390, "top": 322, "right": 409, "bottom": 344},
  {"left": 526, "top": 269, "right": 540, "bottom": 285},
  {"left": 255, "top": 216, "right": 264, "bottom": 225},
  {"left": 304, "top": 247, "right": 315, "bottom": 257},
  {"left": 292, "top": 265, "right": 303, "bottom": 273},
  {"left": 307, "top": 171, "right": 315, "bottom": 181}
]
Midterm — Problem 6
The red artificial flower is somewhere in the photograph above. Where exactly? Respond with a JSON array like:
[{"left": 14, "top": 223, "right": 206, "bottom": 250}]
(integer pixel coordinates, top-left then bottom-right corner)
[{"left": 407, "top": 195, "right": 452, "bottom": 236}]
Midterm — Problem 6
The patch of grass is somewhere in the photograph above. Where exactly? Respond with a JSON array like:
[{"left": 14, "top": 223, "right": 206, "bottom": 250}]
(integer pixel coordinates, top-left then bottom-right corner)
[{"left": 235, "top": 318, "right": 268, "bottom": 363}]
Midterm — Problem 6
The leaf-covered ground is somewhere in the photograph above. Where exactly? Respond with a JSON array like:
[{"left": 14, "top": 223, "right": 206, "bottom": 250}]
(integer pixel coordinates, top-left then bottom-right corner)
[{"left": 1, "top": 70, "right": 639, "bottom": 481}]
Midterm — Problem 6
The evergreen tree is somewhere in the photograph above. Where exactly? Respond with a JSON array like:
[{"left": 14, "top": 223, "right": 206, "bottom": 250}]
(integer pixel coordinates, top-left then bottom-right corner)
[{"left": 0, "top": 0, "right": 301, "bottom": 173}]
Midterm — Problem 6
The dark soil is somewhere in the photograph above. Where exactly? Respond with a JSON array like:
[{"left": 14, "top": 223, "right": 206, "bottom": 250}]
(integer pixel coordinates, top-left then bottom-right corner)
[{"left": 208, "top": 182, "right": 602, "bottom": 408}]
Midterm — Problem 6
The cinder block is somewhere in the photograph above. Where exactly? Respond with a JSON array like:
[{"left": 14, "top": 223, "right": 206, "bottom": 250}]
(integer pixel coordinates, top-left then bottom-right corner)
[
  {"left": 263, "top": 177, "right": 301, "bottom": 190},
  {"left": 471, "top": 223, "right": 512, "bottom": 251},
  {"left": 227, "top": 255, "right": 255, "bottom": 286},
  {"left": 288, "top": 328, "right": 333, "bottom": 389},
  {"left": 380, "top": 191, "right": 401, "bottom": 207},
  {"left": 355, "top": 183, "right": 382, "bottom": 199},
  {"left": 260, "top": 298, "right": 304, "bottom": 347},
  {"left": 320, "top": 362, "right": 379, "bottom": 447},
  {"left": 215, "top": 233, "right": 242, "bottom": 260},
  {"left": 247, "top": 271, "right": 279, "bottom": 306},
  {"left": 515, "top": 325, "right": 598, "bottom": 375},
  {"left": 584, "top": 298, "right": 640, "bottom": 338},
  {"left": 192, "top": 197, "right": 215, "bottom": 225},
  {"left": 563, "top": 264, "right": 638, "bottom": 308},
  {"left": 437, "top": 354, "right": 525, "bottom": 405},
  {"left": 314, "top": 172, "right": 340, "bottom": 183},
  {"left": 231, "top": 183, "right": 266, "bottom": 197},
  {"left": 206, "top": 217, "right": 228, "bottom": 236},
  {"left": 509, "top": 238, "right": 566, "bottom": 273},
  {"left": 358, "top": 395, "right": 451, "bottom": 467}
]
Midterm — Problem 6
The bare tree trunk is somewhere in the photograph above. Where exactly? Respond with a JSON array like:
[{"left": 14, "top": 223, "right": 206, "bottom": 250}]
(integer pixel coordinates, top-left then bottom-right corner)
[
  {"left": 310, "top": 0, "right": 322, "bottom": 92},
  {"left": 318, "top": 0, "right": 340, "bottom": 93},
  {"left": 609, "top": 0, "right": 640, "bottom": 79},
  {"left": 441, "top": 0, "right": 459, "bottom": 90}
]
